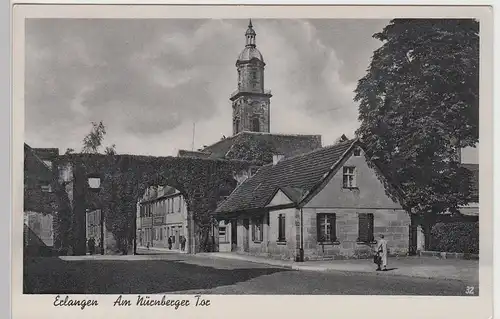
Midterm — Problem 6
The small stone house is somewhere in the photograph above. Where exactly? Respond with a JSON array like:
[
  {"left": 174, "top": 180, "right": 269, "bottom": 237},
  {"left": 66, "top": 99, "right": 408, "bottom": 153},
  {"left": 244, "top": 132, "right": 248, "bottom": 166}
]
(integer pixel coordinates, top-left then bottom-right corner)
[{"left": 213, "top": 139, "right": 411, "bottom": 261}]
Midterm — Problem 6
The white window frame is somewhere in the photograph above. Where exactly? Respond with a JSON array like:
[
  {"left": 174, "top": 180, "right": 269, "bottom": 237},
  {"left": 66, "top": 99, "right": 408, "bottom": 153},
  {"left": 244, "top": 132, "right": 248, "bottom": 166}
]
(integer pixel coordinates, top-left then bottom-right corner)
[{"left": 342, "top": 166, "right": 357, "bottom": 188}]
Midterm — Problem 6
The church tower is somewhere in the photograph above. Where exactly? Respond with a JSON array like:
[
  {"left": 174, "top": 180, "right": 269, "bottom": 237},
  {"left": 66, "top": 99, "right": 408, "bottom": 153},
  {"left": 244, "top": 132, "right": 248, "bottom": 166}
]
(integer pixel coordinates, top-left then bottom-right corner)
[{"left": 231, "top": 19, "right": 272, "bottom": 135}]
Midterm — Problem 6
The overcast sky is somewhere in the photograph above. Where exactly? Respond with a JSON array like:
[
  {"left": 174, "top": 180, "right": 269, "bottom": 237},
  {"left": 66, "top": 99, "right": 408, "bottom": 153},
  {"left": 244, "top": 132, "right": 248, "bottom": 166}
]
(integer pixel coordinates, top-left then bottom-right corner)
[{"left": 25, "top": 18, "right": 478, "bottom": 163}]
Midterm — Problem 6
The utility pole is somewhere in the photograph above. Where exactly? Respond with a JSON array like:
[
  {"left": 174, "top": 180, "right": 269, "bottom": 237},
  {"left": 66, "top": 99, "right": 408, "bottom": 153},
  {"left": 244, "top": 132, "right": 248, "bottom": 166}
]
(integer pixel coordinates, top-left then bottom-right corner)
[{"left": 191, "top": 122, "right": 196, "bottom": 151}]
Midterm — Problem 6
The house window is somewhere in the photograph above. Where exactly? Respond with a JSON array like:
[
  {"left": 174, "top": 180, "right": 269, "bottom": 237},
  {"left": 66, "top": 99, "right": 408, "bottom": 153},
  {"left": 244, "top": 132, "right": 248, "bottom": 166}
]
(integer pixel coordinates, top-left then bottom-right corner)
[
  {"left": 219, "top": 226, "right": 228, "bottom": 243},
  {"left": 343, "top": 167, "right": 356, "bottom": 188},
  {"left": 358, "top": 213, "right": 375, "bottom": 243},
  {"left": 353, "top": 147, "right": 361, "bottom": 156},
  {"left": 317, "top": 213, "right": 337, "bottom": 243},
  {"left": 252, "top": 117, "right": 260, "bottom": 132},
  {"left": 278, "top": 214, "right": 286, "bottom": 242},
  {"left": 252, "top": 217, "right": 263, "bottom": 242}
]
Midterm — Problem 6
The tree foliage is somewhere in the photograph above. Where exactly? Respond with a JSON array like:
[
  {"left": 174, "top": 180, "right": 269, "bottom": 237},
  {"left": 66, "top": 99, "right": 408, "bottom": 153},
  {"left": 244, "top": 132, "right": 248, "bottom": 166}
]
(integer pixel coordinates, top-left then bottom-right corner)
[
  {"left": 66, "top": 154, "right": 253, "bottom": 254},
  {"left": 354, "top": 19, "right": 479, "bottom": 217},
  {"left": 82, "top": 121, "right": 117, "bottom": 155},
  {"left": 225, "top": 138, "right": 276, "bottom": 163}
]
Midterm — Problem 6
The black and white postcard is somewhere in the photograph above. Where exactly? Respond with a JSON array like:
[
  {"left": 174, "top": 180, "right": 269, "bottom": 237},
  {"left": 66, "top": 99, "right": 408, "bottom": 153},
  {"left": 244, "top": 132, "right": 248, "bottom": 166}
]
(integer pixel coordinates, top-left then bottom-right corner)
[{"left": 12, "top": 3, "right": 494, "bottom": 319}]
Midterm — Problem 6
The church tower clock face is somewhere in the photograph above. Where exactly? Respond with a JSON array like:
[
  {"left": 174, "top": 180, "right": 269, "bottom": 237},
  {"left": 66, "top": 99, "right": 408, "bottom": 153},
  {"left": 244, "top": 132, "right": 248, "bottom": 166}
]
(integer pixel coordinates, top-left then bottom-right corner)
[{"left": 230, "top": 19, "right": 272, "bottom": 135}]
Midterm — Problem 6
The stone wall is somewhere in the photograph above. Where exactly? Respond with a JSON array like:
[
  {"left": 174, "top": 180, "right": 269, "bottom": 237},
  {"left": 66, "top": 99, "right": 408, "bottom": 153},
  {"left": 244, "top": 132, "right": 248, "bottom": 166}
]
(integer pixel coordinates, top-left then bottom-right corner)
[
  {"left": 302, "top": 208, "right": 410, "bottom": 260},
  {"left": 266, "top": 208, "right": 298, "bottom": 260},
  {"left": 238, "top": 62, "right": 264, "bottom": 93},
  {"left": 232, "top": 95, "right": 270, "bottom": 134}
]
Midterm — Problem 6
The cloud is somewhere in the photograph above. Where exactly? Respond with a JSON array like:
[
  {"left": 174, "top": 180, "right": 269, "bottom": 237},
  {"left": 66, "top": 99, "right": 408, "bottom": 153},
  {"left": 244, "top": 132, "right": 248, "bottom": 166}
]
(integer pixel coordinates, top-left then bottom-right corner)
[{"left": 25, "top": 18, "right": 392, "bottom": 155}]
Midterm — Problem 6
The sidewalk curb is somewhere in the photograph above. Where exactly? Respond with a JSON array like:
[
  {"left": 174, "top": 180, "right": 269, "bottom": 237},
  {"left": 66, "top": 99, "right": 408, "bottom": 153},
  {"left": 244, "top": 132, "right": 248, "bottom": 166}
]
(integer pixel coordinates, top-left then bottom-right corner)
[{"left": 194, "top": 253, "right": 478, "bottom": 284}]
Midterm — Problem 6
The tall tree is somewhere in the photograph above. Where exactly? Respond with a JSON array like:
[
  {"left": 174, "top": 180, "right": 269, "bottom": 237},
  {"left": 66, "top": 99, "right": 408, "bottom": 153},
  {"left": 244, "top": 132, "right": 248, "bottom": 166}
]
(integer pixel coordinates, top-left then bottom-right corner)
[
  {"left": 354, "top": 19, "right": 478, "bottom": 225},
  {"left": 82, "top": 121, "right": 117, "bottom": 155}
]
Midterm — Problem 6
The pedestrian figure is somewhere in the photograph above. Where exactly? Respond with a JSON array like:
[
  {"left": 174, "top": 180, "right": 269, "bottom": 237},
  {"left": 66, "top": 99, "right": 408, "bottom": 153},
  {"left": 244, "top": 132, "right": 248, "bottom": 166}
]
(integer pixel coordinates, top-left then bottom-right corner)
[
  {"left": 180, "top": 236, "right": 186, "bottom": 251},
  {"left": 87, "top": 238, "right": 92, "bottom": 255},
  {"left": 168, "top": 236, "right": 172, "bottom": 250},
  {"left": 375, "top": 234, "right": 388, "bottom": 271},
  {"left": 87, "top": 237, "right": 95, "bottom": 255}
]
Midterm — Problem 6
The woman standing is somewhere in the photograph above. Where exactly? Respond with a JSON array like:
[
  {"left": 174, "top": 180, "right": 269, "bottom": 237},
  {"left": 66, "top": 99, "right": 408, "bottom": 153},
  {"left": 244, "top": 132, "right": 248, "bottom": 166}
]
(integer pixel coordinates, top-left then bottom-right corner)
[{"left": 375, "top": 234, "right": 388, "bottom": 271}]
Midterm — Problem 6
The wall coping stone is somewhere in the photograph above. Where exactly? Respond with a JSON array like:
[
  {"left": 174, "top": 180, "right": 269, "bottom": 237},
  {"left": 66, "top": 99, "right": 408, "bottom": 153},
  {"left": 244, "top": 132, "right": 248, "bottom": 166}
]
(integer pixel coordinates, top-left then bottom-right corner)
[{"left": 419, "top": 250, "right": 479, "bottom": 260}]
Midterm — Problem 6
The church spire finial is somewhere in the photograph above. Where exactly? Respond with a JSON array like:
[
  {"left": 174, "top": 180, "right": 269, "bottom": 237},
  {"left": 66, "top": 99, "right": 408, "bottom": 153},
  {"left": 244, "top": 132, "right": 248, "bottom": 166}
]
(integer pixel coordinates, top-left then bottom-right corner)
[{"left": 245, "top": 19, "right": 256, "bottom": 47}]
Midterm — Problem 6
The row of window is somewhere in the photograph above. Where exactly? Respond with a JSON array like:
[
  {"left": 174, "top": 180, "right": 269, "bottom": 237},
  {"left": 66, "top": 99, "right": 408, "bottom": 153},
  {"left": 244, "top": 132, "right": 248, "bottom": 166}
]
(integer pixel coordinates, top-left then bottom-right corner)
[
  {"left": 140, "top": 226, "right": 184, "bottom": 242},
  {"left": 140, "top": 196, "right": 184, "bottom": 217},
  {"left": 217, "top": 212, "right": 375, "bottom": 245}
]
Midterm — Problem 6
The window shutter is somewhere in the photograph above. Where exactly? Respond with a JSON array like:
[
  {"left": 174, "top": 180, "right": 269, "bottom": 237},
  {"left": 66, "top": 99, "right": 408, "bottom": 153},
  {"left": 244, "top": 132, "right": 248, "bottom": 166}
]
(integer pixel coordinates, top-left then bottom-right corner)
[
  {"left": 279, "top": 215, "right": 283, "bottom": 241},
  {"left": 358, "top": 213, "right": 368, "bottom": 242},
  {"left": 316, "top": 214, "right": 322, "bottom": 242},
  {"left": 330, "top": 214, "right": 337, "bottom": 242}
]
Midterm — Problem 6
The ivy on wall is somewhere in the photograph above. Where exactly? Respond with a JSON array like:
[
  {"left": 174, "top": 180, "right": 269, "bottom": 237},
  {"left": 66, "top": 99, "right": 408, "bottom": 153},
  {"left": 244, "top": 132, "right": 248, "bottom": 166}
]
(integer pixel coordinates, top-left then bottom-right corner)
[{"left": 58, "top": 153, "right": 255, "bottom": 254}]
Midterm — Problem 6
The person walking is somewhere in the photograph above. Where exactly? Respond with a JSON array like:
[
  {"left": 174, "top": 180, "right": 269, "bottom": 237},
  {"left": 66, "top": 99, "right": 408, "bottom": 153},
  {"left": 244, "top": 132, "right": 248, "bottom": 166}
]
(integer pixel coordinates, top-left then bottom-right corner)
[
  {"left": 87, "top": 237, "right": 95, "bottom": 255},
  {"left": 375, "top": 234, "right": 388, "bottom": 271},
  {"left": 180, "top": 236, "right": 186, "bottom": 252},
  {"left": 87, "top": 238, "right": 93, "bottom": 255},
  {"left": 168, "top": 236, "right": 172, "bottom": 250}
]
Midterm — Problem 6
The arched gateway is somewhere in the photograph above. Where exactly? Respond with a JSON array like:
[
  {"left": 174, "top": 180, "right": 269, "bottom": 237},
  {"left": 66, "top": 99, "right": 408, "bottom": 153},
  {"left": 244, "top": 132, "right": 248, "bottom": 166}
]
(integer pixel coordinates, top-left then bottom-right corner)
[{"left": 50, "top": 153, "right": 254, "bottom": 256}]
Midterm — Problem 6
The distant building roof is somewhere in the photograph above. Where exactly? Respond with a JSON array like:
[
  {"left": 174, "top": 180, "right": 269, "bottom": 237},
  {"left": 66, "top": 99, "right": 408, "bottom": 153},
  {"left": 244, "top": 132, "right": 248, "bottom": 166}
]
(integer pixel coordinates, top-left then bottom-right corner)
[
  {"left": 215, "top": 139, "right": 356, "bottom": 214},
  {"left": 193, "top": 131, "right": 322, "bottom": 164}
]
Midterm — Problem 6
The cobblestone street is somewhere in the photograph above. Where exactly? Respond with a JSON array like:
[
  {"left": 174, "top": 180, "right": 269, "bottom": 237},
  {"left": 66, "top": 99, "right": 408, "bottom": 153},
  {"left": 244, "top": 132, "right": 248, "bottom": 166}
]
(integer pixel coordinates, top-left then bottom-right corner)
[{"left": 24, "top": 251, "right": 477, "bottom": 296}]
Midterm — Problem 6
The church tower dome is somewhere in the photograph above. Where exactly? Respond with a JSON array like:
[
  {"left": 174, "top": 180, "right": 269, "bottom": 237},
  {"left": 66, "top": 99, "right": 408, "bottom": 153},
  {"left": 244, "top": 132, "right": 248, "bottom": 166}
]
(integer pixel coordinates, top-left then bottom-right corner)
[
  {"left": 231, "top": 19, "right": 272, "bottom": 136},
  {"left": 238, "top": 19, "right": 264, "bottom": 62}
]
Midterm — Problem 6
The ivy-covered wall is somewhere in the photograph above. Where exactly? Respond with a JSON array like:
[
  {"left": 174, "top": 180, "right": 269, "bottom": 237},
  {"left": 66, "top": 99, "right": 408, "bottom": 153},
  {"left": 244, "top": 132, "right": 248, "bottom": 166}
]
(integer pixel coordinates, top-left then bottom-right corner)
[{"left": 56, "top": 153, "right": 255, "bottom": 255}]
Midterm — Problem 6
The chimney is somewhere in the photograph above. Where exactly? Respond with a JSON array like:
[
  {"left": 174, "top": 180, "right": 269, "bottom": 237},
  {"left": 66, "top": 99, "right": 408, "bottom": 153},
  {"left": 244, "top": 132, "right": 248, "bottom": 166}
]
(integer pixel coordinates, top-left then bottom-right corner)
[{"left": 273, "top": 154, "right": 285, "bottom": 165}]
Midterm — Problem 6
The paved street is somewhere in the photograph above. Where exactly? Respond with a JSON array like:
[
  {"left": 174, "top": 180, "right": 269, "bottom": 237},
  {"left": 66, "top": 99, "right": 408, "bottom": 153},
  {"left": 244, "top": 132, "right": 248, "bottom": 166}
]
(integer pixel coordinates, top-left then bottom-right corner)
[{"left": 24, "top": 250, "right": 477, "bottom": 296}]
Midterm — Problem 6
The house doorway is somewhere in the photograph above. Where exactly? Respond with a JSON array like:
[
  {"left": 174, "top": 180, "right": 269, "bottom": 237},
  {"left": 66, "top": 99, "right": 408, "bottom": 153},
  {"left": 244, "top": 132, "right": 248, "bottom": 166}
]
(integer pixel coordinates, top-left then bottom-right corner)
[
  {"left": 243, "top": 219, "right": 250, "bottom": 252},
  {"left": 231, "top": 220, "right": 237, "bottom": 252}
]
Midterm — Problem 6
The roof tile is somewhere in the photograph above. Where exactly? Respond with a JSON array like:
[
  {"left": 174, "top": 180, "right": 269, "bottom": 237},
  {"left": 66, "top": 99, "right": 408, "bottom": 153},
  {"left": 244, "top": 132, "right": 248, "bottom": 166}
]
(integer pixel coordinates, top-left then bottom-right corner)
[{"left": 215, "top": 139, "right": 354, "bottom": 213}]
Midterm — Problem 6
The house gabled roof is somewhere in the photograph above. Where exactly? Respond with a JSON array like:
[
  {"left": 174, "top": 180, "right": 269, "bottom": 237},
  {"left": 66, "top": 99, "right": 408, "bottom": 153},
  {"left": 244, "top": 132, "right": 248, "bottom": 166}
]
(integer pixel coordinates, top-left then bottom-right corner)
[{"left": 215, "top": 139, "right": 356, "bottom": 214}]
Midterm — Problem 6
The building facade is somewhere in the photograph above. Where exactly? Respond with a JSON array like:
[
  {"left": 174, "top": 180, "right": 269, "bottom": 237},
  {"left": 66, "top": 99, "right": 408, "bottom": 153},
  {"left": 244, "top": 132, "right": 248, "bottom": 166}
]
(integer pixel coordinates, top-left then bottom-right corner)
[
  {"left": 214, "top": 140, "right": 411, "bottom": 261},
  {"left": 137, "top": 186, "right": 189, "bottom": 252},
  {"left": 23, "top": 144, "right": 59, "bottom": 255}
]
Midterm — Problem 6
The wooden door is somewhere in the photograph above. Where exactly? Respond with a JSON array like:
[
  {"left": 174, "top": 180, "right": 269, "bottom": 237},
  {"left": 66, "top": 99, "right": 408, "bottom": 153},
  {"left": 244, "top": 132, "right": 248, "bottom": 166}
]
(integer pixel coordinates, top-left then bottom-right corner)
[
  {"left": 231, "top": 220, "right": 237, "bottom": 252},
  {"left": 243, "top": 219, "right": 249, "bottom": 252}
]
